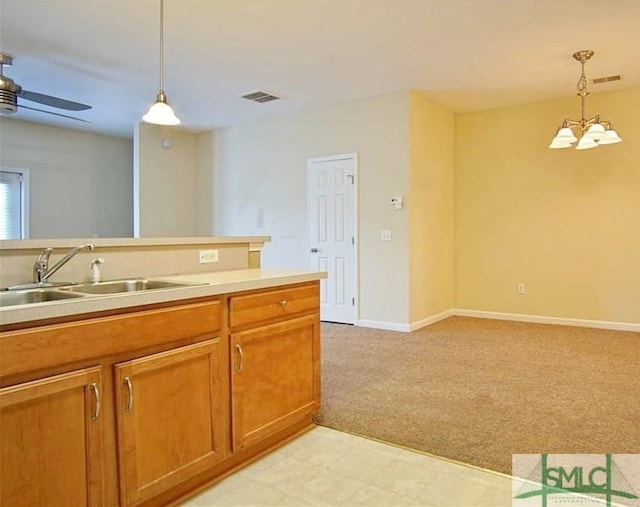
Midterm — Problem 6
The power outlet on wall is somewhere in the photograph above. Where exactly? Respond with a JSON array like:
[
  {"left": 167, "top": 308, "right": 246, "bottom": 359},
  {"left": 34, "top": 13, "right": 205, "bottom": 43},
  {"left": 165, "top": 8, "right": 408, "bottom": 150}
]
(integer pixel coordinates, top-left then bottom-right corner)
[
  {"left": 199, "top": 249, "right": 219, "bottom": 264},
  {"left": 517, "top": 283, "right": 526, "bottom": 295}
]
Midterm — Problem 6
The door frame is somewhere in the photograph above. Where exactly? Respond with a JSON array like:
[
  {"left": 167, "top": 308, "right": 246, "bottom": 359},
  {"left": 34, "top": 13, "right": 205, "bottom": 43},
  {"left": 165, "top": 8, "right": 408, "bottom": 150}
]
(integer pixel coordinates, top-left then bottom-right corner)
[{"left": 306, "top": 152, "right": 359, "bottom": 324}]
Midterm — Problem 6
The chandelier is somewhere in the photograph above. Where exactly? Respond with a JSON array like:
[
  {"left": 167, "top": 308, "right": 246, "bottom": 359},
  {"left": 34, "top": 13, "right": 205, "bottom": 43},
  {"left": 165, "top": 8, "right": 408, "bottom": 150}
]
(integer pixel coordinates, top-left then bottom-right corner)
[{"left": 549, "top": 50, "right": 622, "bottom": 150}]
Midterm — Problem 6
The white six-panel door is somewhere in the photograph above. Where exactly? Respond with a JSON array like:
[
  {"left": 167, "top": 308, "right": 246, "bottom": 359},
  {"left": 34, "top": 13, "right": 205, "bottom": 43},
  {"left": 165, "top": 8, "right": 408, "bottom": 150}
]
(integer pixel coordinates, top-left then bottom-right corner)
[{"left": 307, "top": 154, "right": 357, "bottom": 324}]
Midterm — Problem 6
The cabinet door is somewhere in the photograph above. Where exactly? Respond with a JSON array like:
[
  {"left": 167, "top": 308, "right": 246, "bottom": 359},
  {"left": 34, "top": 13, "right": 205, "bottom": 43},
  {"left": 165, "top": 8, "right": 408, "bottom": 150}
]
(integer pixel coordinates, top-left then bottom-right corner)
[
  {"left": 114, "top": 340, "right": 225, "bottom": 506},
  {"left": 231, "top": 314, "right": 320, "bottom": 451},
  {"left": 0, "top": 367, "right": 104, "bottom": 507}
]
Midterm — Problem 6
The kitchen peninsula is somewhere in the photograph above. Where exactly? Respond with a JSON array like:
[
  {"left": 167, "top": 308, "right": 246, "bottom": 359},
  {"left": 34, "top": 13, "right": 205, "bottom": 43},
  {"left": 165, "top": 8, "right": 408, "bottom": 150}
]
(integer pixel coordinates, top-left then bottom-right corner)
[{"left": 0, "top": 237, "right": 325, "bottom": 506}]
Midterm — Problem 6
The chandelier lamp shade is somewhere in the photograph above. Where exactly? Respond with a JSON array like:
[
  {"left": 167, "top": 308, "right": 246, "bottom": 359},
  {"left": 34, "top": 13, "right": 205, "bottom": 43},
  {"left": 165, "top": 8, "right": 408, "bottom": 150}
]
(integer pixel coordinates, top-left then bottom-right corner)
[
  {"left": 549, "top": 50, "right": 622, "bottom": 150},
  {"left": 143, "top": 0, "right": 180, "bottom": 126}
]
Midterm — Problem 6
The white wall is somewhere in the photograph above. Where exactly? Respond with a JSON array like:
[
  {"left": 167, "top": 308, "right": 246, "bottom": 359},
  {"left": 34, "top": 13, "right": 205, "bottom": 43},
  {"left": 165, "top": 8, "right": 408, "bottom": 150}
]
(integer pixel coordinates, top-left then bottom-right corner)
[
  {"left": 0, "top": 118, "right": 133, "bottom": 238},
  {"left": 212, "top": 92, "right": 411, "bottom": 325},
  {"left": 134, "top": 123, "right": 204, "bottom": 237}
]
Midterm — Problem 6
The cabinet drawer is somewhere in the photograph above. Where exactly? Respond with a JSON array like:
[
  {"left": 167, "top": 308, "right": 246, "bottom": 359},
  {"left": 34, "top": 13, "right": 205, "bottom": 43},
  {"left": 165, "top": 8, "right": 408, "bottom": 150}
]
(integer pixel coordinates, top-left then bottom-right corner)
[
  {"left": 230, "top": 283, "right": 319, "bottom": 329},
  {"left": 1, "top": 300, "right": 221, "bottom": 380}
]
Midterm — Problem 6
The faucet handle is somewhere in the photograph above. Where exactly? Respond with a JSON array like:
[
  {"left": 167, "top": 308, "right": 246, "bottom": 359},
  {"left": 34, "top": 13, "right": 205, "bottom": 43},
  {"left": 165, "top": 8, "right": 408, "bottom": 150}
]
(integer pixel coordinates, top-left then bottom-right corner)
[
  {"left": 33, "top": 248, "right": 53, "bottom": 283},
  {"left": 36, "top": 248, "right": 53, "bottom": 264}
]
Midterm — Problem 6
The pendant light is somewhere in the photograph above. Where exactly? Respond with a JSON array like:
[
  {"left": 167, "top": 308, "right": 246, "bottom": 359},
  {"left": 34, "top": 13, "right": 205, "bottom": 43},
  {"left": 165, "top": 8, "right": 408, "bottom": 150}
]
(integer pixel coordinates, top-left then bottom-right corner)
[{"left": 143, "top": 0, "right": 180, "bottom": 125}]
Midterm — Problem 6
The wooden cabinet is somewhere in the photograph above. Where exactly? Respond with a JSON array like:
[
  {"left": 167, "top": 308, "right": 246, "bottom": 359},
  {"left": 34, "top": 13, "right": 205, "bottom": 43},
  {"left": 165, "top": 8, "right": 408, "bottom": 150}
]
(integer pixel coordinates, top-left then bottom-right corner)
[
  {"left": 230, "top": 283, "right": 320, "bottom": 451},
  {"left": 1, "top": 299, "right": 222, "bottom": 507},
  {"left": 0, "top": 367, "right": 104, "bottom": 507},
  {"left": 114, "top": 340, "right": 226, "bottom": 506},
  {"left": 0, "top": 281, "right": 321, "bottom": 506}
]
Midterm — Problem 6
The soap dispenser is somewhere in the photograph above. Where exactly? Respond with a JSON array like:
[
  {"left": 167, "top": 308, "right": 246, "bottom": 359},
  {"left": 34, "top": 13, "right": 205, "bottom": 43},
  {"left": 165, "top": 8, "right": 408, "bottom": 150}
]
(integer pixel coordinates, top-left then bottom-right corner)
[{"left": 91, "top": 257, "right": 105, "bottom": 283}]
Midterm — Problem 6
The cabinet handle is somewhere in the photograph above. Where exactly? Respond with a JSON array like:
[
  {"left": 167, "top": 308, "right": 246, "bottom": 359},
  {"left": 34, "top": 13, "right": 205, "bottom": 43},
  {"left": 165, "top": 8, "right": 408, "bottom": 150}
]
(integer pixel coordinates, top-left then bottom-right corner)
[
  {"left": 89, "top": 383, "right": 100, "bottom": 420},
  {"left": 279, "top": 299, "right": 288, "bottom": 307},
  {"left": 235, "top": 344, "right": 244, "bottom": 372},
  {"left": 124, "top": 376, "right": 134, "bottom": 412}
]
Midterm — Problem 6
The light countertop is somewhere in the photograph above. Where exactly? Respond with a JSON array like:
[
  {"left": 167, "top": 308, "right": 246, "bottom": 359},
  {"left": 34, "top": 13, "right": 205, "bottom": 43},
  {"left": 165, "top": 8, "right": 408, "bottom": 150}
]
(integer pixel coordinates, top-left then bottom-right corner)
[{"left": 0, "top": 269, "right": 326, "bottom": 327}]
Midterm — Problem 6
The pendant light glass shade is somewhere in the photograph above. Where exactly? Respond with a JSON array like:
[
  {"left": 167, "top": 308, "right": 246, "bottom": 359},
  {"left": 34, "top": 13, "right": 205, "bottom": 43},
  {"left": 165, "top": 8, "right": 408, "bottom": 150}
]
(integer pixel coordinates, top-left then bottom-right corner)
[
  {"left": 575, "top": 135, "right": 598, "bottom": 150},
  {"left": 553, "top": 127, "right": 578, "bottom": 143},
  {"left": 598, "top": 128, "right": 623, "bottom": 145},
  {"left": 143, "top": 0, "right": 180, "bottom": 126},
  {"left": 584, "top": 123, "right": 606, "bottom": 141},
  {"left": 143, "top": 92, "right": 180, "bottom": 125},
  {"left": 548, "top": 139, "right": 571, "bottom": 149}
]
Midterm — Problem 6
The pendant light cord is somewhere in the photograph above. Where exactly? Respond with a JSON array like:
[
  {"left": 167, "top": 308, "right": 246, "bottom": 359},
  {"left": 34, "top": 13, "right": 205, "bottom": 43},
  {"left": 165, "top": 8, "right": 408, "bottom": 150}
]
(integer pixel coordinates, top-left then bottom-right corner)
[{"left": 159, "top": 0, "right": 164, "bottom": 93}]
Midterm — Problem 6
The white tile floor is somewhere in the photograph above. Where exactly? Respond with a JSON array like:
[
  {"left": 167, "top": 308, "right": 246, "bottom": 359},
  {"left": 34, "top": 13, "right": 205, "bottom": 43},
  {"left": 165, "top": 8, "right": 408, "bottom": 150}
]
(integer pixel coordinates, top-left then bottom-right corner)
[{"left": 182, "top": 426, "right": 513, "bottom": 506}]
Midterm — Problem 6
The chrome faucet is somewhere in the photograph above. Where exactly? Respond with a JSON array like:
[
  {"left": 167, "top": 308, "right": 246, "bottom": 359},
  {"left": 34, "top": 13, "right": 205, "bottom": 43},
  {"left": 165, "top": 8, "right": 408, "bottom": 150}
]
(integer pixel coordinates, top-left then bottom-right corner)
[{"left": 33, "top": 244, "right": 95, "bottom": 284}]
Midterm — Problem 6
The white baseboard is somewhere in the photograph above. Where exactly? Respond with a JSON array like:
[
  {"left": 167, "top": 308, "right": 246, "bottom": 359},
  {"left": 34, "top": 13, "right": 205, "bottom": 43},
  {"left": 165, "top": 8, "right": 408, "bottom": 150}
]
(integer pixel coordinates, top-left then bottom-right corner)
[
  {"left": 454, "top": 309, "right": 640, "bottom": 333},
  {"left": 409, "top": 310, "right": 455, "bottom": 331},
  {"left": 356, "top": 319, "right": 410, "bottom": 332},
  {"left": 357, "top": 310, "right": 454, "bottom": 333},
  {"left": 356, "top": 309, "right": 640, "bottom": 333}
]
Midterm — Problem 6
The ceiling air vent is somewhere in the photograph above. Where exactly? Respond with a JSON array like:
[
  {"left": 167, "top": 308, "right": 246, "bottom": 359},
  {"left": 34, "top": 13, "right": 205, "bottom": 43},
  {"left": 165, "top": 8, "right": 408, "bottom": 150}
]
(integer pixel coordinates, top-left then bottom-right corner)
[
  {"left": 241, "top": 89, "right": 281, "bottom": 103},
  {"left": 592, "top": 75, "right": 621, "bottom": 84}
]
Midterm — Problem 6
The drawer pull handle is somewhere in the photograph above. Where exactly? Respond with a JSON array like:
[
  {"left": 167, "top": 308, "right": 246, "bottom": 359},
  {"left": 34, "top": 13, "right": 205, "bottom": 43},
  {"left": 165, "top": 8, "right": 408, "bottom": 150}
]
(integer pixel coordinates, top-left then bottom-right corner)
[
  {"left": 89, "top": 383, "right": 100, "bottom": 420},
  {"left": 124, "top": 377, "right": 134, "bottom": 412},
  {"left": 279, "top": 300, "right": 288, "bottom": 307},
  {"left": 235, "top": 344, "right": 244, "bottom": 372}
]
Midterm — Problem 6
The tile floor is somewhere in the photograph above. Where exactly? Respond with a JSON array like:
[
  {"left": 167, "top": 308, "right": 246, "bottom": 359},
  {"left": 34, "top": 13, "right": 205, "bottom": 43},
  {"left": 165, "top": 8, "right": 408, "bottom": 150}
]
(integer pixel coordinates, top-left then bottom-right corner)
[{"left": 182, "top": 426, "right": 513, "bottom": 506}]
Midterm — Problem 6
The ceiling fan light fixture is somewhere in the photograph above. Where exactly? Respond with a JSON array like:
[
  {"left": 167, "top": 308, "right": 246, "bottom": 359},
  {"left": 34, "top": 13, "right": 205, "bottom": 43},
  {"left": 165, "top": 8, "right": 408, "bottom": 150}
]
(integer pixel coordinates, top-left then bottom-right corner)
[
  {"left": 143, "top": 91, "right": 180, "bottom": 125},
  {"left": 143, "top": 0, "right": 180, "bottom": 126}
]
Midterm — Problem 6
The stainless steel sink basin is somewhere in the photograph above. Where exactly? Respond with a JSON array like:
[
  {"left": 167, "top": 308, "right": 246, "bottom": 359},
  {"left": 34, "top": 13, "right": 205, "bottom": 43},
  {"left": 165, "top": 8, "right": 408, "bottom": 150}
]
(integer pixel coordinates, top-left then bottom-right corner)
[
  {"left": 0, "top": 289, "right": 85, "bottom": 307},
  {"left": 61, "top": 279, "right": 199, "bottom": 295}
]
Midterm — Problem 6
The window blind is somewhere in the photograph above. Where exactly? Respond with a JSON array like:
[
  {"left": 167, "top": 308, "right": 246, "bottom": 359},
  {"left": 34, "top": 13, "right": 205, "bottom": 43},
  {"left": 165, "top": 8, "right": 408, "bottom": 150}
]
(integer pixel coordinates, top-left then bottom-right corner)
[{"left": 0, "top": 170, "right": 23, "bottom": 239}]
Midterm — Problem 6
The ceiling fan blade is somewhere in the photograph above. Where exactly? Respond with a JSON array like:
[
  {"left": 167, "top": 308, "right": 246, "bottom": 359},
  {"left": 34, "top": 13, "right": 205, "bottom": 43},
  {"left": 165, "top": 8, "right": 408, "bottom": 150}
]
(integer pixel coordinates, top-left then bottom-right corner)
[
  {"left": 19, "top": 104, "right": 91, "bottom": 123},
  {"left": 19, "top": 89, "right": 91, "bottom": 111}
]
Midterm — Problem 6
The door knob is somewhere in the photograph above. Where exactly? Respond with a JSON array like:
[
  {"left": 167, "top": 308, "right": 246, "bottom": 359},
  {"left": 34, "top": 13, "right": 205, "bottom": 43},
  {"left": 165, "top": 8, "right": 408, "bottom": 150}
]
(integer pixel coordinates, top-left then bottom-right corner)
[{"left": 310, "top": 248, "right": 318, "bottom": 253}]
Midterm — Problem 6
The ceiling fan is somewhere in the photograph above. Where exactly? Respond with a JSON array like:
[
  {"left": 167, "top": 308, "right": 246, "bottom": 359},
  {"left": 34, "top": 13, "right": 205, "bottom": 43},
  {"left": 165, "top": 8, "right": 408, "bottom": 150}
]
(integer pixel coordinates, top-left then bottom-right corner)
[{"left": 0, "top": 52, "right": 92, "bottom": 123}]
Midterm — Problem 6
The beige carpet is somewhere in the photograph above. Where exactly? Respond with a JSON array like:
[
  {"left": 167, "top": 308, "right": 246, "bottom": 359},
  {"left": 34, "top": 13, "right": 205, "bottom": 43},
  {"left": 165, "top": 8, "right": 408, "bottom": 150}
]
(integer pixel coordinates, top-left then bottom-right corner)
[{"left": 313, "top": 317, "right": 640, "bottom": 474}]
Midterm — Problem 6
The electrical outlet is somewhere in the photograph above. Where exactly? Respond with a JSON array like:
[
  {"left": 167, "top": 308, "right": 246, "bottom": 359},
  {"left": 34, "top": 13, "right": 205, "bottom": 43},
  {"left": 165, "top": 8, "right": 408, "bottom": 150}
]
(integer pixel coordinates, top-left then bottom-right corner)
[
  {"left": 517, "top": 283, "right": 525, "bottom": 295},
  {"left": 381, "top": 229, "right": 392, "bottom": 241},
  {"left": 199, "top": 249, "right": 219, "bottom": 264}
]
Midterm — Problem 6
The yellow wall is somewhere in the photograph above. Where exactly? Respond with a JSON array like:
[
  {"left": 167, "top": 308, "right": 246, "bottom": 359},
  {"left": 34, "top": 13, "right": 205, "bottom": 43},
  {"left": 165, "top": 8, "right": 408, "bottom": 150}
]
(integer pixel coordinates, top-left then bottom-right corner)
[
  {"left": 455, "top": 87, "right": 640, "bottom": 324},
  {"left": 409, "top": 92, "right": 455, "bottom": 323}
]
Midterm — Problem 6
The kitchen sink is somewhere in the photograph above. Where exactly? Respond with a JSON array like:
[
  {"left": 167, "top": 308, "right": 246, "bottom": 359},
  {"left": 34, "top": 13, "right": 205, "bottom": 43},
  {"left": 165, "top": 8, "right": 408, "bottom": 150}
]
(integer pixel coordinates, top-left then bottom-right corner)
[
  {"left": 60, "top": 279, "right": 200, "bottom": 295},
  {"left": 0, "top": 289, "right": 86, "bottom": 308}
]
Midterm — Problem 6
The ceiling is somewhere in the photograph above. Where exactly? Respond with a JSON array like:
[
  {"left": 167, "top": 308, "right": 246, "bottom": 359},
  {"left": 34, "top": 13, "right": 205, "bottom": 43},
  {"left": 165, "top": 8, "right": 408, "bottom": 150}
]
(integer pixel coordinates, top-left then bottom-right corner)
[{"left": 1, "top": 0, "right": 639, "bottom": 138}]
